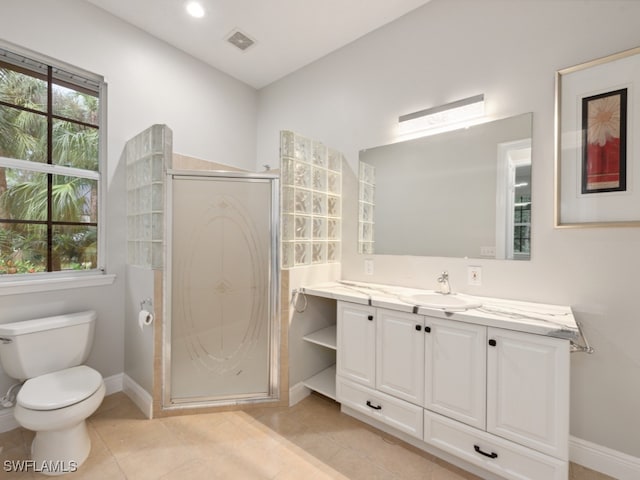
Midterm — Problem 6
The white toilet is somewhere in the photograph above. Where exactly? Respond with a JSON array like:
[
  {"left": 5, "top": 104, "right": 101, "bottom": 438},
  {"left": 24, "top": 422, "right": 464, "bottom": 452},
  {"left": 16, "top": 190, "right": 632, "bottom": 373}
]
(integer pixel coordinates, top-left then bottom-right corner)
[{"left": 0, "top": 311, "right": 105, "bottom": 475}]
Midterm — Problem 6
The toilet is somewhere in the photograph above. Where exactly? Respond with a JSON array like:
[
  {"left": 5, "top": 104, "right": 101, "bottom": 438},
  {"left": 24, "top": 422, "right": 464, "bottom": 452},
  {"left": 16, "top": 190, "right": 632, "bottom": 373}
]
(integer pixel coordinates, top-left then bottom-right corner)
[{"left": 0, "top": 311, "right": 105, "bottom": 475}]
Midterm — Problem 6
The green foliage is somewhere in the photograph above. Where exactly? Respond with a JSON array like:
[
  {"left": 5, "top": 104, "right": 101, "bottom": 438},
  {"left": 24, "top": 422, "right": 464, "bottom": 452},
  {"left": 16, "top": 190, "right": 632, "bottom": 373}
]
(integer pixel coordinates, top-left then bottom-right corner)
[{"left": 0, "top": 66, "right": 100, "bottom": 274}]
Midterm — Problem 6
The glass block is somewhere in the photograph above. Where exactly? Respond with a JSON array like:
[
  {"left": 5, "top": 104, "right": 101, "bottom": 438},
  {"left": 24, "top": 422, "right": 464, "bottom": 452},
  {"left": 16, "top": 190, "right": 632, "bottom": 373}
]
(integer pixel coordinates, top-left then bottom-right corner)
[
  {"left": 327, "top": 242, "right": 339, "bottom": 262},
  {"left": 282, "top": 214, "right": 295, "bottom": 241},
  {"left": 141, "top": 214, "right": 152, "bottom": 241},
  {"left": 327, "top": 195, "right": 341, "bottom": 217},
  {"left": 152, "top": 183, "right": 164, "bottom": 211},
  {"left": 294, "top": 189, "right": 311, "bottom": 214},
  {"left": 151, "top": 241, "right": 163, "bottom": 269},
  {"left": 294, "top": 161, "right": 310, "bottom": 188},
  {"left": 361, "top": 184, "right": 375, "bottom": 204},
  {"left": 360, "top": 162, "right": 375, "bottom": 185},
  {"left": 294, "top": 242, "right": 311, "bottom": 265},
  {"left": 327, "top": 219, "right": 340, "bottom": 240},
  {"left": 312, "top": 167, "right": 327, "bottom": 190},
  {"left": 361, "top": 222, "right": 374, "bottom": 242},
  {"left": 152, "top": 213, "right": 163, "bottom": 241},
  {"left": 152, "top": 154, "right": 164, "bottom": 182},
  {"left": 282, "top": 186, "right": 295, "bottom": 213},
  {"left": 328, "top": 172, "right": 341, "bottom": 194},
  {"left": 281, "top": 157, "right": 294, "bottom": 186},
  {"left": 295, "top": 215, "right": 311, "bottom": 239},
  {"left": 360, "top": 203, "right": 374, "bottom": 223},
  {"left": 312, "top": 141, "right": 327, "bottom": 167},
  {"left": 127, "top": 189, "right": 137, "bottom": 215},
  {"left": 139, "top": 185, "right": 152, "bottom": 213},
  {"left": 328, "top": 149, "right": 342, "bottom": 172},
  {"left": 140, "top": 241, "right": 151, "bottom": 267},
  {"left": 282, "top": 242, "right": 294, "bottom": 269},
  {"left": 312, "top": 193, "right": 327, "bottom": 216},
  {"left": 362, "top": 242, "right": 374, "bottom": 255},
  {"left": 294, "top": 135, "right": 311, "bottom": 161},
  {"left": 281, "top": 131, "right": 295, "bottom": 158},
  {"left": 312, "top": 242, "right": 326, "bottom": 264},
  {"left": 313, "top": 218, "right": 326, "bottom": 239}
]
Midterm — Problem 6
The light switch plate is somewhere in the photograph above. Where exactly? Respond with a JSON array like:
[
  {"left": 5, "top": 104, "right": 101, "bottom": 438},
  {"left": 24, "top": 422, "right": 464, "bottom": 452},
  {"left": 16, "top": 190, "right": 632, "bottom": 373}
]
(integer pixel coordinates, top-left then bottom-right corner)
[
  {"left": 467, "top": 266, "right": 482, "bottom": 286},
  {"left": 364, "top": 259, "right": 374, "bottom": 275}
]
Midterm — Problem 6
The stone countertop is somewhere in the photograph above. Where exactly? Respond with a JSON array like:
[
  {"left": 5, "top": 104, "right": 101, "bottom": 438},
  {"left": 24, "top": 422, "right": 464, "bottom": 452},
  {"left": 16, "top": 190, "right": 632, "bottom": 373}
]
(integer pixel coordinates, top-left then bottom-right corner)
[{"left": 300, "top": 281, "right": 579, "bottom": 340}]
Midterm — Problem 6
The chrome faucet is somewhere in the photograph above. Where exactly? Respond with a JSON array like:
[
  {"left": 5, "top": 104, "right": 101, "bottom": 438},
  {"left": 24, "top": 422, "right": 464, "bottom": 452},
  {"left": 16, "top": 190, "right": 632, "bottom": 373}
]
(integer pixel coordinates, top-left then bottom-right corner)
[{"left": 437, "top": 271, "right": 451, "bottom": 295}]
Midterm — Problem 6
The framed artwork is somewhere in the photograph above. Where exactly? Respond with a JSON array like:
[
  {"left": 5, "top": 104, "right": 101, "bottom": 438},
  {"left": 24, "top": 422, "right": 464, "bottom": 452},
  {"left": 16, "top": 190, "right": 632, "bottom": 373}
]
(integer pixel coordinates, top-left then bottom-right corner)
[{"left": 555, "top": 46, "right": 640, "bottom": 227}]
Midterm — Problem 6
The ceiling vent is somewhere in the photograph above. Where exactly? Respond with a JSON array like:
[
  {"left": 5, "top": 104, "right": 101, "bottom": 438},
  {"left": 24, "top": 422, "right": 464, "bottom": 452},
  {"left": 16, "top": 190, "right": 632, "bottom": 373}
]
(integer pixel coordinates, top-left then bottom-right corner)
[{"left": 226, "top": 30, "right": 256, "bottom": 52}]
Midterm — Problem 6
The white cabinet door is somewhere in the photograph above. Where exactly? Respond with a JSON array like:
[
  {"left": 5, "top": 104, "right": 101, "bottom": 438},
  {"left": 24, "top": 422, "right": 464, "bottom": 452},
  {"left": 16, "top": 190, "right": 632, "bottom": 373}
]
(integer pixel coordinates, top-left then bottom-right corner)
[
  {"left": 336, "top": 301, "right": 376, "bottom": 388},
  {"left": 424, "top": 317, "right": 486, "bottom": 429},
  {"left": 376, "top": 309, "right": 424, "bottom": 405},
  {"left": 486, "top": 328, "right": 570, "bottom": 460}
]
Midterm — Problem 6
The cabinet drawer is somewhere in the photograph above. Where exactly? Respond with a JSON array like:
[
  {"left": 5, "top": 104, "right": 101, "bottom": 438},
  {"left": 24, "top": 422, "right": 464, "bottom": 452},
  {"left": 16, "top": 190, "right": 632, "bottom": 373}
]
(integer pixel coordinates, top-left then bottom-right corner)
[
  {"left": 337, "top": 376, "right": 423, "bottom": 439},
  {"left": 424, "top": 410, "right": 567, "bottom": 480}
]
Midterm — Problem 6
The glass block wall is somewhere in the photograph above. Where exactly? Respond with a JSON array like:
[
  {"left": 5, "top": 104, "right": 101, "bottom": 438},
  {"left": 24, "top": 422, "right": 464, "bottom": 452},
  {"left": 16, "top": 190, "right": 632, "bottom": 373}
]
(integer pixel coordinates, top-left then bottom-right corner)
[
  {"left": 280, "top": 131, "right": 342, "bottom": 268},
  {"left": 125, "top": 124, "right": 172, "bottom": 269},
  {"left": 358, "top": 161, "right": 375, "bottom": 254}
]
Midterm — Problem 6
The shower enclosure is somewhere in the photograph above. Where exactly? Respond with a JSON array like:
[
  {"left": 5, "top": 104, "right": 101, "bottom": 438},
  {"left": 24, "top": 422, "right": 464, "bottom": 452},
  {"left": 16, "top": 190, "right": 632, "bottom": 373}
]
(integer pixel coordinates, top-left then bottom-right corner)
[{"left": 164, "top": 171, "right": 279, "bottom": 407}]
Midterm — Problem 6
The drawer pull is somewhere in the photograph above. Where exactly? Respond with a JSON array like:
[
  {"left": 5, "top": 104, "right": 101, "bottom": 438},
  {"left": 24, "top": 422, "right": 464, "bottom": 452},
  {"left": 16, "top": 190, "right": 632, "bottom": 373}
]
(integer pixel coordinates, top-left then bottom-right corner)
[
  {"left": 474, "top": 445, "right": 498, "bottom": 459},
  {"left": 366, "top": 400, "right": 382, "bottom": 410}
]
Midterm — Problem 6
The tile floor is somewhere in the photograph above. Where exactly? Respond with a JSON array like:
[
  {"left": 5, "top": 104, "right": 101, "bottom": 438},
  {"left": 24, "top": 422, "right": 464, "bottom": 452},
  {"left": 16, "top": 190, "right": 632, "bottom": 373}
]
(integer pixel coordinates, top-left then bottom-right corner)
[{"left": 0, "top": 392, "right": 615, "bottom": 479}]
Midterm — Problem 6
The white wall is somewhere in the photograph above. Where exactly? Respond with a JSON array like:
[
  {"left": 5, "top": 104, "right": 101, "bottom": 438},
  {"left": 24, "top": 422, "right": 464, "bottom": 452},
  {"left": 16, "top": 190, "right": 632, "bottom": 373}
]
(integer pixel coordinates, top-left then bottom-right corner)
[
  {"left": 0, "top": 0, "right": 257, "bottom": 396},
  {"left": 257, "top": 0, "right": 640, "bottom": 458}
]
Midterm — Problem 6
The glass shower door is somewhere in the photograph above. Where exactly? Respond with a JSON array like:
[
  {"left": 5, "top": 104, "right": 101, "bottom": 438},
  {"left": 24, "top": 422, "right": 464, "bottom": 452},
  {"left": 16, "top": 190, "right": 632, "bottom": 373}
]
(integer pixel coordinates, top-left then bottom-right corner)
[{"left": 167, "top": 173, "right": 278, "bottom": 406}]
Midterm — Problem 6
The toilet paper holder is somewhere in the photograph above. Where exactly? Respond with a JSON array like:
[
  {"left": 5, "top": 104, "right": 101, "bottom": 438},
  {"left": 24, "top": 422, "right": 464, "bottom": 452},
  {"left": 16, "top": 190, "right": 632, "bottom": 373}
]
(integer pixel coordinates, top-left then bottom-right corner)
[{"left": 140, "top": 298, "right": 153, "bottom": 313}]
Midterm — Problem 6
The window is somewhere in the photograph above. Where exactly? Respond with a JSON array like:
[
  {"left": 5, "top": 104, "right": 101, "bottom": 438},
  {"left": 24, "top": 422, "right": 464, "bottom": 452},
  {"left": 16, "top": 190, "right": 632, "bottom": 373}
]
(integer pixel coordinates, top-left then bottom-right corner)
[{"left": 0, "top": 46, "right": 104, "bottom": 277}]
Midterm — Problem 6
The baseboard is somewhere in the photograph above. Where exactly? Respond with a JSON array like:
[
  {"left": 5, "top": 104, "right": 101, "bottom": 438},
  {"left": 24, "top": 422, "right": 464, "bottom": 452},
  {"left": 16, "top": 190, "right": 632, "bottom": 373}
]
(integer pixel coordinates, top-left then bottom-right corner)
[
  {"left": 122, "top": 373, "right": 153, "bottom": 419},
  {"left": 570, "top": 435, "right": 640, "bottom": 480},
  {"left": 0, "top": 407, "right": 18, "bottom": 433},
  {"left": 289, "top": 381, "right": 311, "bottom": 406},
  {"left": 104, "top": 372, "right": 124, "bottom": 396}
]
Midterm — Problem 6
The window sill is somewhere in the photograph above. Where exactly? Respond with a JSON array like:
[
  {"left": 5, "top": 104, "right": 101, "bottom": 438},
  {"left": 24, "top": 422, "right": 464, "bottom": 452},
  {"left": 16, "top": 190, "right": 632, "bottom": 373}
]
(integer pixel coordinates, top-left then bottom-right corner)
[{"left": 0, "top": 273, "right": 116, "bottom": 296}]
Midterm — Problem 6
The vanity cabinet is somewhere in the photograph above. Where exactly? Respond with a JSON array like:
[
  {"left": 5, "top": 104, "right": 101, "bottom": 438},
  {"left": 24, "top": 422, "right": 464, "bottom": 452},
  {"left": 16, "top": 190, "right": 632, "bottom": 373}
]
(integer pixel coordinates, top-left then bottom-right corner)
[
  {"left": 376, "top": 309, "right": 425, "bottom": 405},
  {"left": 424, "top": 317, "right": 486, "bottom": 430},
  {"left": 334, "top": 298, "right": 570, "bottom": 480},
  {"left": 336, "top": 301, "right": 376, "bottom": 388},
  {"left": 486, "top": 328, "right": 570, "bottom": 459}
]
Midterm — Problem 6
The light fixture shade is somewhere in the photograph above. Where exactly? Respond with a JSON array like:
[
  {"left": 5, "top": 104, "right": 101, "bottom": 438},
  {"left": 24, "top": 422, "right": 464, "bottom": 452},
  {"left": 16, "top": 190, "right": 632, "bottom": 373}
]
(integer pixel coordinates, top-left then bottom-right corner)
[{"left": 398, "top": 94, "right": 485, "bottom": 136}]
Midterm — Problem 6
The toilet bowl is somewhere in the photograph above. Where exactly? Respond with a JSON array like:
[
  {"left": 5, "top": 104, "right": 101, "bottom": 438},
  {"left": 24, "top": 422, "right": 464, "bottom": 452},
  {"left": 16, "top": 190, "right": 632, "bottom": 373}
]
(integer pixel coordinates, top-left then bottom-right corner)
[
  {"left": 0, "top": 311, "right": 104, "bottom": 476},
  {"left": 14, "top": 365, "right": 106, "bottom": 474}
]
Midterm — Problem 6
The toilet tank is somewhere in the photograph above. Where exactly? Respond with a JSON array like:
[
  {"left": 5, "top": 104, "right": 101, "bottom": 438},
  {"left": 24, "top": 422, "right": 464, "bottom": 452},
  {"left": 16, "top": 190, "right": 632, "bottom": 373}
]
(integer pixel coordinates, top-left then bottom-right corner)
[{"left": 0, "top": 311, "right": 96, "bottom": 380}]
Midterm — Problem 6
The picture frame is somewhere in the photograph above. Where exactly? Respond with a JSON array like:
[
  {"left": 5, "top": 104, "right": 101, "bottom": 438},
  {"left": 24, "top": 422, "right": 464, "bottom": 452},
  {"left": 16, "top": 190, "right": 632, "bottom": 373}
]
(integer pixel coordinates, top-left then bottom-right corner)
[{"left": 555, "top": 46, "right": 640, "bottom": 227}]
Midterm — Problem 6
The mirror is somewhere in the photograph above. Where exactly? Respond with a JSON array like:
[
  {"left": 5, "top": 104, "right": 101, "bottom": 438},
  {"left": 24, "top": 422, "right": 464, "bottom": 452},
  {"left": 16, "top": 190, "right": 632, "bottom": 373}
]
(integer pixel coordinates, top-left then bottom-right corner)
[{"left": 358, "top": 113, "right": 532, "bottom": 260}]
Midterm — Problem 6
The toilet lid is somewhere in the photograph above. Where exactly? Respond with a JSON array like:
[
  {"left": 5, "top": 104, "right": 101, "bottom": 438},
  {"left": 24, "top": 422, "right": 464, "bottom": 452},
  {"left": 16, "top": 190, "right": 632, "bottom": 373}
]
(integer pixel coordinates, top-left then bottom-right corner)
[{"left": 17, "top": 365, "right": 103, "bottom": 411}]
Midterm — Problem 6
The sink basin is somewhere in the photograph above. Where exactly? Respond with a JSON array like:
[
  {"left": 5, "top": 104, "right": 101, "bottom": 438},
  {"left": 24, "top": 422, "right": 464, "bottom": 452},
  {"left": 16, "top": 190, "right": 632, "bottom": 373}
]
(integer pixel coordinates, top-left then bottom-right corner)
[{"left": 403, "top": 293, "right": 482, "bottom": 311}]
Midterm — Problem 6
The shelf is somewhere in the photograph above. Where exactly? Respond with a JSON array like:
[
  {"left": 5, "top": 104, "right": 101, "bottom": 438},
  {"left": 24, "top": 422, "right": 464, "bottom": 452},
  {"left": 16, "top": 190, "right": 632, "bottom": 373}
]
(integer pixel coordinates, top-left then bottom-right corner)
[
  {"left": 303, "top": 365, "right": 336, "bottom": 400},
  {"left": 303, "top": 325, "right": 337, "bottom": 350}
]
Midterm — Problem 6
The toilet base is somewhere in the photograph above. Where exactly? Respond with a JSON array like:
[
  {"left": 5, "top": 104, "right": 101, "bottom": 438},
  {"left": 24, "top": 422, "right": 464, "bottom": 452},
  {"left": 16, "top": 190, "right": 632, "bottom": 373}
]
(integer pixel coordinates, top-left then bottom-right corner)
[{"left": 31, "top": 421, "right": 91, "bottom": 476}]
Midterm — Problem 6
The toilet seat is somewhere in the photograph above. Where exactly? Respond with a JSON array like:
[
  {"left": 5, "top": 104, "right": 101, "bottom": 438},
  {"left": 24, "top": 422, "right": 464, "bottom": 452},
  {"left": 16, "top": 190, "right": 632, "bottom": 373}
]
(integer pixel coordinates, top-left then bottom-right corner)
[{"left": 17, "top": 365, "right": 102, "bottom": 411}]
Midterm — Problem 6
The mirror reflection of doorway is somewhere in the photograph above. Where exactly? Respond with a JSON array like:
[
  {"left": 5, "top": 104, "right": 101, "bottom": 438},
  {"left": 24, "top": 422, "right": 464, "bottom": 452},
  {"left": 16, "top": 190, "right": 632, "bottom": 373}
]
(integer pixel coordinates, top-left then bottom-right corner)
[{"left": 496, "top": 139, "right": 532, "bottom": 260}]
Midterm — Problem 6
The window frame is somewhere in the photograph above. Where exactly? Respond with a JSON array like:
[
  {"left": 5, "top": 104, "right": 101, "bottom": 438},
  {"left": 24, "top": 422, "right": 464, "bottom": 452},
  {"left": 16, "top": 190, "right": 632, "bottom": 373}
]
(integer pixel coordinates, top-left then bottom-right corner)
[{"left": 0, "top": 41, "right": 111, "bottom": 291}]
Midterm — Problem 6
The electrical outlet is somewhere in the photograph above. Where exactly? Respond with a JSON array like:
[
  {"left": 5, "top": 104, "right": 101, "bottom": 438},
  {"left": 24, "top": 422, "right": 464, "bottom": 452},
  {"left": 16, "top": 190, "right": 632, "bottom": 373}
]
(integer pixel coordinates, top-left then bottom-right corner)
[
  {"left": 364, "top": 259, "right": 374, "bottom": 275},
  {"left": 467, "top": 266, "right": 482, "bottom": 286}
]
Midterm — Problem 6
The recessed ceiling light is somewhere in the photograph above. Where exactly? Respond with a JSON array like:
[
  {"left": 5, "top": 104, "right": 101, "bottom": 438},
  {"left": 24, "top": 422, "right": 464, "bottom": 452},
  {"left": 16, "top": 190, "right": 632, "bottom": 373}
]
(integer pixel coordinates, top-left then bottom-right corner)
[{"left": 186, "top": 1, "right": 205, "bottom": 18}]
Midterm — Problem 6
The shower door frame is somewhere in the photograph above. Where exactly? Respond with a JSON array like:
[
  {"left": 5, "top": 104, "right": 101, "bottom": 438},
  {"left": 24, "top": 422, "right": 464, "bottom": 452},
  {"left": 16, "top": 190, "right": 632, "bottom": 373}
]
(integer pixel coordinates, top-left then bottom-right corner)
[{"left": 162, "top": 170, "right": 280, "bottom": 410}]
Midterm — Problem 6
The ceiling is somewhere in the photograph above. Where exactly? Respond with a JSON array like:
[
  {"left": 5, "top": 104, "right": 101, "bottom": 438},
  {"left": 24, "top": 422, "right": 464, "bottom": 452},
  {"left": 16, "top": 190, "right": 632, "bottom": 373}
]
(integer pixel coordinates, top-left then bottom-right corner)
[{"left": 85, "top": 0, "right": 432, "bottom": 89}]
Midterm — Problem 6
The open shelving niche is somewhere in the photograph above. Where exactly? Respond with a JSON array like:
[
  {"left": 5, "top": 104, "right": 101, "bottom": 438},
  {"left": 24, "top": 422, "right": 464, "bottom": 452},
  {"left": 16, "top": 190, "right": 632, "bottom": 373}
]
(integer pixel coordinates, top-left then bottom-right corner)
[{"left": 302, "top": 325, "right": 337, "bottom": 400}]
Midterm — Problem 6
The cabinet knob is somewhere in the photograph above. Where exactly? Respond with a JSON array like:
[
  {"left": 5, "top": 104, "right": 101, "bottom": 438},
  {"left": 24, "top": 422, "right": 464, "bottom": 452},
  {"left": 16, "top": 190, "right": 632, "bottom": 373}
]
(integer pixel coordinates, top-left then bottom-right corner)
[
  {"left": 415, "top": 324, "right": 422, "bottom": 331},
  {"left": 367, "top": 315, "right": 374, "bottom": 321},
  {"left": 488, "top": 339, "right": 497, "bottom": 347},
  {"left": 424, "top": 326, "right": 431, "bottom": 333}
]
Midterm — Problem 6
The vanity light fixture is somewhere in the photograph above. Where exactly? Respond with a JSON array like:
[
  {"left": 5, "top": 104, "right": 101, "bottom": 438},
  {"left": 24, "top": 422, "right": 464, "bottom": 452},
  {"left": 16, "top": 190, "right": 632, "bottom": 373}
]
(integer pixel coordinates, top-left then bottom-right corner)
[
  {"left": 186, "top": 1, "right": 205, "bottom": 18},
  {"left": 397, "top": 94, "right": 485, "bottom": 138}
]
